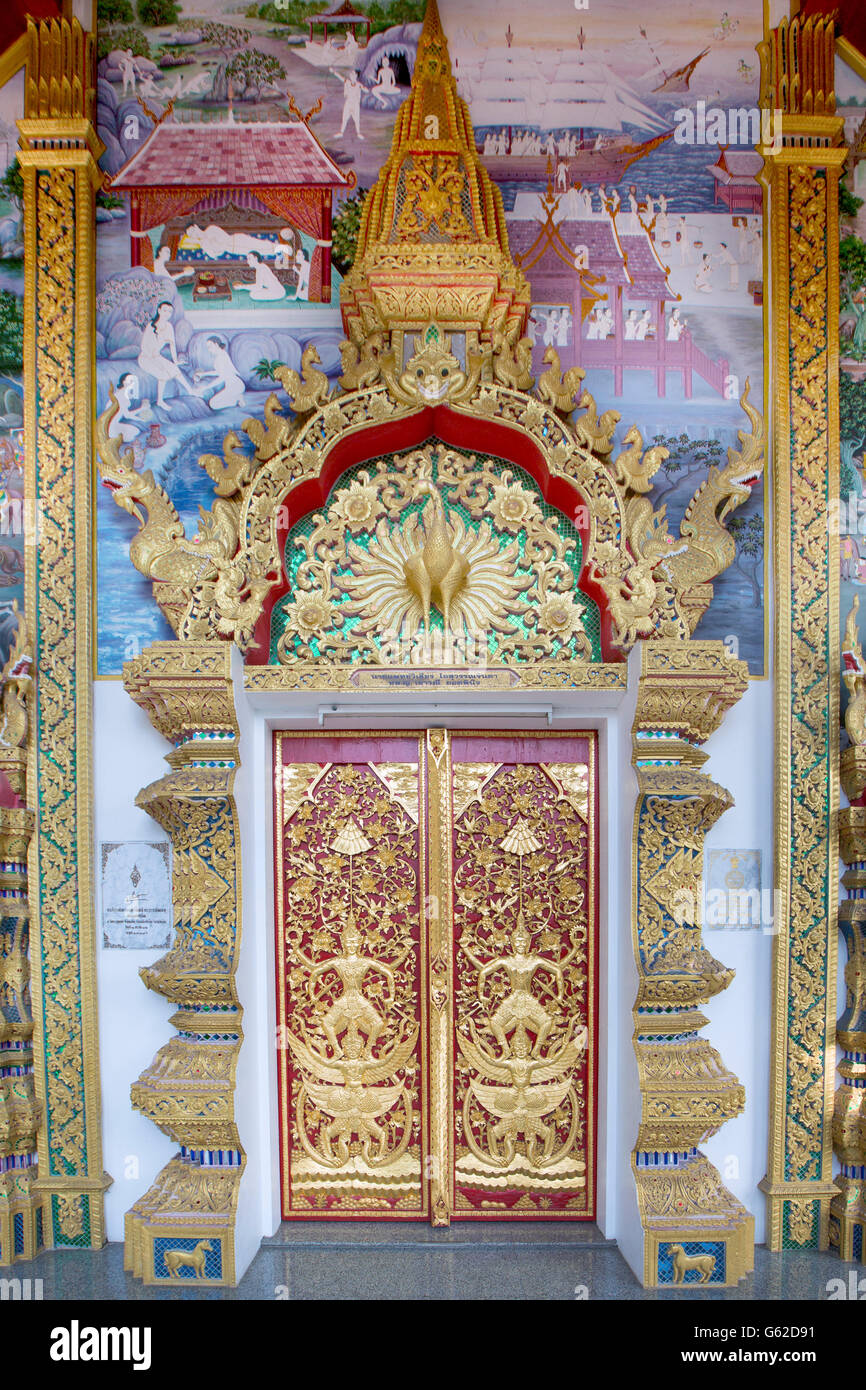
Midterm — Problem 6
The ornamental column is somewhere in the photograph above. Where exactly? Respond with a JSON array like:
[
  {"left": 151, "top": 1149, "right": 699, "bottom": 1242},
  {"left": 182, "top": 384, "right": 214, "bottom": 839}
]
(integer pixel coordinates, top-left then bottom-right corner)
[
  {"left": 631, "top": 641, "right": 753, "bottom": 1287},
  {"left": 833, "top": 603, "right": 866, "bottom": 1262},
  {"left": 757, "top": 13, "right": 846, "bottom": 1250},
  {"left": 0, "top": 618, "right": 40, "bottom": 1266},
  {"left": 18, "top": 16, "right": 111, "bottom": 1250}
]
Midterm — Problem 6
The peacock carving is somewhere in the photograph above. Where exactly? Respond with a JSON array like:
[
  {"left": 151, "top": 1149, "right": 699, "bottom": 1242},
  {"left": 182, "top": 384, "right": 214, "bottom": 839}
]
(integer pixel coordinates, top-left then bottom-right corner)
[
  {"left": 572, "top": 390, "right": 620, "bottom": 455},
  {"left": 491, "top": 330, "right": 534, "bottom": 392},
  {"left": 339, "top": 331, "right": 385, "bottom": 391},
  {"left": 536, "top": 347, "right": 585, "bottom": 415},
  {"left": 336, "top": 470, "right": 531, "bottom": 639},
  {"left": 275, "top": 344, "right": 331, "bottom": 415},
  {"left": 402, "top": 479, "right": 471, "bottom": 632},
  {"left": 241, "top": 393, "right": 287, "bottom": 461}
]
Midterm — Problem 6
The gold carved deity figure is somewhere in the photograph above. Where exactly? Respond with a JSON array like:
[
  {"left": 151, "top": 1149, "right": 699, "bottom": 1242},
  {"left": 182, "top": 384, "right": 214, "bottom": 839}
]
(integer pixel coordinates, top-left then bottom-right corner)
[
  {"left": 464, "top": 916, "right": 566, "bottom": 1055},
  {"left": 288, "top": 1024, "right": 419, "bottom": 1170},
  {"left": 305, "top": 917, "right": 402, "bottom": 1054}
]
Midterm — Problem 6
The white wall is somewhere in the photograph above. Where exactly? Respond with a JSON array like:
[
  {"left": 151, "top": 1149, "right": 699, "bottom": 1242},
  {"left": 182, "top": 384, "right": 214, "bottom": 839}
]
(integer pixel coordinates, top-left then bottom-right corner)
[
  {"left": 232, "top": 647, "right": 282, "bottom": 1274},
  {"left": 93, "top": 680, "right": 176, "bottom": 1243}
]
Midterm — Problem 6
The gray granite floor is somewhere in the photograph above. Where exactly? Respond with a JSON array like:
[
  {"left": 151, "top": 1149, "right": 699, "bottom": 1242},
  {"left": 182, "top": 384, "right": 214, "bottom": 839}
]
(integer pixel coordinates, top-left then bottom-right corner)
[{"left": 4, "top": 1224, "right": 861, "bottom": 1301}]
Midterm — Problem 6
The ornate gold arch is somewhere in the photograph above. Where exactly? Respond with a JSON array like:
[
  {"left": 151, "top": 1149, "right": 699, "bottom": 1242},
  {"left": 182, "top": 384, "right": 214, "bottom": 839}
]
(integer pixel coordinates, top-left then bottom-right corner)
[{"left": 94, "top": 336, "right": 764, "bottom": 680}]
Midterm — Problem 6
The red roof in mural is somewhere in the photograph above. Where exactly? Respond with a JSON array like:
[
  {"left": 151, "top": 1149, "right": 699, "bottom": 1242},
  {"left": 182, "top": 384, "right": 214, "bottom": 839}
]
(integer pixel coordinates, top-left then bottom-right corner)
[
  {"left": 311, "top": 1, "right": 367, "bottom": 17},
  {"left": 112, "top": 119, "right": 349, "bottom": 190},
  {"left": 508, "top": 212, "right": 674, "bottom": 299}
]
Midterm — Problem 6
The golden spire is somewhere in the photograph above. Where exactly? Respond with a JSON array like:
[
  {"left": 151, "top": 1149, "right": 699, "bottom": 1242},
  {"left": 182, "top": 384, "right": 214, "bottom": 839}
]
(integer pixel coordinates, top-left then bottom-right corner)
[{"left": 340, "top": 0, "right": 530, "bottom": 345}]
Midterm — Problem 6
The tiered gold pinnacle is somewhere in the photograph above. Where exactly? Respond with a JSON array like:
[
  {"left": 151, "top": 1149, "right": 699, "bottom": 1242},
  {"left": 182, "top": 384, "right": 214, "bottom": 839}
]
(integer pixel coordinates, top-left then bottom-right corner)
[{"left": 340, "top": 0, "right": 530, "bottom": 343}]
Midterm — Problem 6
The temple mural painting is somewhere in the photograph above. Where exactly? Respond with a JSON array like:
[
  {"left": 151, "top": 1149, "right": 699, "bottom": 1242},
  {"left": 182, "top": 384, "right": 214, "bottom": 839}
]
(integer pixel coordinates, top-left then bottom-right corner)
[
  {"left": 838, "top": 54, "right": 866, "bottom": 724},
  {"left": 95, "top": 0, "right": 766, "bottom": 674},
  {"left": 0, "top": 69, "right": 25, "bottom": 670}
]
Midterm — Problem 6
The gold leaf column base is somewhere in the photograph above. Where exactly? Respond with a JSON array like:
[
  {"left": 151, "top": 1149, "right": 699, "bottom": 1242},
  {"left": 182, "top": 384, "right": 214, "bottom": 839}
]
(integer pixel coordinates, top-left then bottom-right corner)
[
  {"left": 829, "top": 734, "right": 866, "bottom": 1262},
  {"left": 124, "top": 1158, "right": 243, "bottom": 1288}
]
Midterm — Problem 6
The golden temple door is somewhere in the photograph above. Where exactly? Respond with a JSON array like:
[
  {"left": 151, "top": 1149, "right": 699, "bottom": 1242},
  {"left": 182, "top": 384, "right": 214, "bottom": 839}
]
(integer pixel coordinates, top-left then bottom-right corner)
[{"left": 274, "top": 730, "right": 597, "bottom": 1223}]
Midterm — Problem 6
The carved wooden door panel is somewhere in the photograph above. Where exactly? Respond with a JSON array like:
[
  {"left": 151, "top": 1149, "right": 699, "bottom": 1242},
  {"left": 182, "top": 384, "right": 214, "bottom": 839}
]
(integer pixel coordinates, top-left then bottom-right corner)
[
  {"left": 275, "top": 735, "right": 428, "bottom": 1219},
  {"left": 275, "top": 731, "right": 597, "bottom": 1224},
  {"left": 440, "top": 733, "right": 597, "bottom": 1219}
]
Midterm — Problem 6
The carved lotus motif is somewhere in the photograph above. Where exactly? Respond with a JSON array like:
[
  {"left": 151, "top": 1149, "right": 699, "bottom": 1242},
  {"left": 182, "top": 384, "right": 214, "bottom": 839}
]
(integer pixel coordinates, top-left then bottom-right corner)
[
  {"left": 489, "top": 477, "right": 543, "bottom": 534},
  {"left": 331, "top": 477, "right": 381, "bottom": 533},
  {"left": 284, "top": 593, "right": 335, "bottom": 643},
  {"left": 538, "top": 593, "right": 585, "bottom": 641}
]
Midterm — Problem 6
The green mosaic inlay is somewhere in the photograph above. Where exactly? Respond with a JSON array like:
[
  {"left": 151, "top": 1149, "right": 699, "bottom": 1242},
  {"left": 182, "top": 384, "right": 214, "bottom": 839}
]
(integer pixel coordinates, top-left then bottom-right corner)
[{"left": 51, "top": 1193, "right": 92, "bottom": 1248}]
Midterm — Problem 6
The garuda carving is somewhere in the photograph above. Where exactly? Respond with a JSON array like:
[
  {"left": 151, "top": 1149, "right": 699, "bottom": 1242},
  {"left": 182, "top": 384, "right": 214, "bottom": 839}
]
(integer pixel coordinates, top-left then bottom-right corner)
[{"left": 94, "top": 320, "right": 764, "bottom": 663}]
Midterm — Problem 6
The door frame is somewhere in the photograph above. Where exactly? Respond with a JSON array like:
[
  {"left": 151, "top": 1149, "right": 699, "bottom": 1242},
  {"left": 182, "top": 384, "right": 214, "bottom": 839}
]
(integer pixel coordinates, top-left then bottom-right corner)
[{"left": 272, "top": 727, "right": 601, "bottom": 1224}]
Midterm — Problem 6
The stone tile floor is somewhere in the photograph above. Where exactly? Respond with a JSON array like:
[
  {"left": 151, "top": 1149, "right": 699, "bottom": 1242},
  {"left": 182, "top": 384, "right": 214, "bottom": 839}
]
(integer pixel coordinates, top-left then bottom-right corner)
[{"left": 5, "top": 1224, "right": 860, "bottom": 1301}]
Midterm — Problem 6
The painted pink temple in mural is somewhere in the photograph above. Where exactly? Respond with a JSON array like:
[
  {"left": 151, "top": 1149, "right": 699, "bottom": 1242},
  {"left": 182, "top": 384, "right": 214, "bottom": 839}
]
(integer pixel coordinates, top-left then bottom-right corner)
[{"left": 510, "top": 191, "right": 729, "bottom": 399}]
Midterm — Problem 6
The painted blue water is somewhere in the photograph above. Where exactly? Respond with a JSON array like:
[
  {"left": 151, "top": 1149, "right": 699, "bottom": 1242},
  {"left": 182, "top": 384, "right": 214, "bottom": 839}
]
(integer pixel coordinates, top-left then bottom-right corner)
[{"left": 497, "top": 138, "right": 751, "bottom": 214}]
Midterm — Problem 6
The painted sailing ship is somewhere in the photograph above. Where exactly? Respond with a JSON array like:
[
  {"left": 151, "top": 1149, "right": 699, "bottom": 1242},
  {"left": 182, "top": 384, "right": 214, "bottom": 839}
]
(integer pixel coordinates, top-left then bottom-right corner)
[
  {"left": 468, "top": 60, "right": 673, "bottom": 185},
  {"left": 652, "top": 49, "right": 710, "bottom": 94},
  {"left": 639, "top": 26, "right": 710, "bottom": 95}
]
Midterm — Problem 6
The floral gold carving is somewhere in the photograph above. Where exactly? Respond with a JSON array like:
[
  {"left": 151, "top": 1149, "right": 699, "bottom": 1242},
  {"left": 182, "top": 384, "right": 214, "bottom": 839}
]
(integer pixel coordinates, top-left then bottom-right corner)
[
  {"left": 19, "top": 14, "right": 111, "bottom": 1252},
  {"left": 758, "top": 14, "right": 845, "bottom": 1250}
]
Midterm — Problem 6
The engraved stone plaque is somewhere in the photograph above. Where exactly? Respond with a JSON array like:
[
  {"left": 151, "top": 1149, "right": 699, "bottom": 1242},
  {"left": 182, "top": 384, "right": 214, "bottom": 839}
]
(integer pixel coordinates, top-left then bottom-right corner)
[{"left": 101, "top": 840, "right": 172, "bottom": 949}]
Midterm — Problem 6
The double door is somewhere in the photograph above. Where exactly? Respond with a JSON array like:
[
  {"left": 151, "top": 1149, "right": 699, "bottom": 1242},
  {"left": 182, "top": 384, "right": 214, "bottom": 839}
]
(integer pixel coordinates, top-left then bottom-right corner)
[{"left": 274, "top": 730, "right": 597, "bottom": 1222}]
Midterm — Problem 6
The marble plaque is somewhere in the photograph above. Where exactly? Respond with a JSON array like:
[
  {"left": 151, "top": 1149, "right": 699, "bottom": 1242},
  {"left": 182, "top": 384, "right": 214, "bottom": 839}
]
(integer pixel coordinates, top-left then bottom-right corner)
[
  {"left": 704, "top": 848, "right": 763, "bottom": 929},
  {"left": 101, "top": 840, "right": 172, "bottom": 949}
]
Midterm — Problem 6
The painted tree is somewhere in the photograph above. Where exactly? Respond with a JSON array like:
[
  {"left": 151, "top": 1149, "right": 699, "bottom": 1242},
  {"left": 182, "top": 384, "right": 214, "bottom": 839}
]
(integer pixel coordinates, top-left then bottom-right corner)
[
  {"left": 177, "top": 19, "right": 249, "bottom": 61},
  {"left": 727, "top": 513, "right": 764, "bottom": 607},
  {"left": 648, "top": 431, "right": 725, "bottom": 504},
  {"left": 137, "top": 0, "right": 180, "bottom": 23},
  {"left": 97, "top": 0, "right": 134, "bottom": 23},
  {"left": 0, "top": 291, "right": 24, "bottom": 372},
  {"left": 1, "top": 158, "right": 22, "bottom": 208},
  {"left": 841, "top": 370, "right": 866, "bottom": 447},
  {"left": 226, "top": 49, "right": 286, "bottom": 99},
  {"left": 840, "top": 233, "right": 866, "bottom": 354},
  {"left": 98, "top": 24, "right": 151, "bottom": 61},
  {"left": 332, "top": 188, "right": 369, "bottom": 274}
]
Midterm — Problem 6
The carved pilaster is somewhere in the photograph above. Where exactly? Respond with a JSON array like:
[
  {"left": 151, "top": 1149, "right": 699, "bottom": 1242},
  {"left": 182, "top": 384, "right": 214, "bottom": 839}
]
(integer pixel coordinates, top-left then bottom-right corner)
[
  {"left": 831, "top": 613, "right": 866, "bottom": 1261},
  {"left": 631, "top": 641, "right": 753, "bottom": 1287},
  {"left": 757, "top": 13, "right": 845, "bottom": 1250},
  {"left": 17, "top": 17, "right": 111, "bottom": 1249},
  {"left": 0, "top": 741, "right": 41, "bottom": 1265},
  {"left": 122, "top": 642, "right": 244, "bottom": 1286}
]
